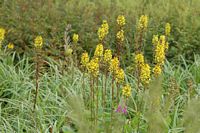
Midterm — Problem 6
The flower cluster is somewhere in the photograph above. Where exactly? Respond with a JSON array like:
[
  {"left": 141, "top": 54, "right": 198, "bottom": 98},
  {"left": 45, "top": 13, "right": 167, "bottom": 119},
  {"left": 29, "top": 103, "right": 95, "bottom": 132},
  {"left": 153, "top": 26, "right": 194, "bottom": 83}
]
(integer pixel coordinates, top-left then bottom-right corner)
[
  {"left": 152, "top": 35, "right": 159, "bottom": 46},
  {"left": 81, "top": 52, "right": 89, "bottom": 67},
  {"left": 117, "top": 15, "right": 126, "bottom": 27},
  {"left": 153, "top": 34, "right": 169, "bottom": 77},
  {"left": 34, "top": 36, "right": 43, "bottom": 48},
  {"left": 116, "top": 30, "right": 125, "bottom": 43},
  {"left": 73, "top": 33, "right": 79, "bottom": 43},
  {"left": 0, "top": 28, "right": 5, "bottom": 42},
  {"left": 135, "top": 53, "right": 144, "bottom": 67},
  {"left": 115, "top": 67, "right": 125, "bottom": 83},
  {"left": 7, "top": 43, "right": 14, "bottom": 49},
  {"left": 165, "top": 23, "right": 171, "bottom": 36},
  {"left": 103, "top": 49, "right": 112, "bottom": 64},
  {"left": 140, "top": 63, "right": 151, "bottom": 85},
  {"left": 109, "top": 57, "right": 120, "bottom": 73},
  {"left": 152, "top": 64, "right": 161, "bottom": 77},
  {"left": 116, "top": 105, "right": 127, "bottom": 114},
  {"left": 94, "top": 43, "right": 104, "bottom": 57},
  {"left": 122, "top": 84, "right": 131, "bottom": 97},
  {"left": 97, "top": 20, "right": 109, "bottom": 41},
  {"left": 138, "top": 15, "right": 148, "bottom": 31},
  {"left": 87, "top": 58, "right": 99, "bottom": 77}
]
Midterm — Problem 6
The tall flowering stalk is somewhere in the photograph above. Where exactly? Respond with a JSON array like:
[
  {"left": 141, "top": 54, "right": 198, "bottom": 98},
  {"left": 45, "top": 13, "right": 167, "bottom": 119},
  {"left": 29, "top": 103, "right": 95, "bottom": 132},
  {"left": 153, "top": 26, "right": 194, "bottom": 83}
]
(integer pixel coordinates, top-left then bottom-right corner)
[
  {"left": 97, "top": 20, "right": 109, "bottom": 122},
  {"left": 93, "top": 43, "right": 103, "bottom": 125},
  {"left": 33, "top": 35, "right": 43, "bottom": 110},
  {"left": 71, "top": 33, "right": 79, "bottom": 82},
  {"left": 116, "top": 15, "right": 126, "bottom": 60},
  {"left": 80, "top": 52, "right": 89, "bottom": 103},
  {"left": 87, "top": 57, "right": 99, "bottom": 125},
  {"left": 103, "top": 49, "right": 112, "bottom": 108},
  {"left": 134, "top": 15, "right": 149, "bottom": 91}
]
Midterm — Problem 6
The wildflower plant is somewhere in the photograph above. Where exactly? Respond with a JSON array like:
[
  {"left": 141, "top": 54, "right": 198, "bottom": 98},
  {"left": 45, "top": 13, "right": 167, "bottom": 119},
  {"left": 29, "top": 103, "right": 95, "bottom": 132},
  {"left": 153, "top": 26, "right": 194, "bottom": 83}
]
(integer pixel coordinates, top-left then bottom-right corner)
[{"left": 33, "top": 35, "right": 43, "bottom": 110}]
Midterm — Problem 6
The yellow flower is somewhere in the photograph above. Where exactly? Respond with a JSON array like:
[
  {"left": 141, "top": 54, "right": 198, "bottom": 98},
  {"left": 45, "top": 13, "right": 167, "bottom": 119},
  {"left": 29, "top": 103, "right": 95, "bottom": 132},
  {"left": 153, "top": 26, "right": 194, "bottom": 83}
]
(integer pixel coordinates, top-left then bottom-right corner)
[
  {"left": 94, "top": 43, "right": 104, "bottom": 57},
  {"left": 7, "top": 43, "right": 14, "bottom": 49},
  {"left": 65, "top": 48, "right": 73, "bottom": 56},
  {"left": 34, "top": 36, "right": 43, "bottom": 48},
  {"left": 138, "top": 15, "right": 148, "bottom": 30},
  {"left": 155, "top": 40, "right": 165, "bottom": 65},
  {"left": 116, "top": 30, "right": 124, "bottom": 42},
  {"left": 87, "top": 58, "right": 99, "bottom": 77},
  {"left": 135, "top": 53, "right": 144, "bottom": 67},
  {"left": 0, "top": 28, "right": 5, "bottom": 41},
  {"left": 152, "top": 35, "right": 159, "bottom": 46},
  {"left": 73, "top": 33, "right": 79, "bottom": 43},
  {"left": 102, "top": 20, "right": 109, "bottom": 35},
  {"left": 140, "top": 63, "right": 151, "bottom": 85},
  {"left": 117, "top": 15, "right": 126, "bottom": 27},
  {"left": 109, "top": 57, "right": 120, "bottom": 73},
  {"left": 165, "top": 23, "right": 171, "bottom": 36},
  {"left": 103, "top": 49, "right": 112, "bottom": 63},
  {"left": 115, "top": 67, "right": 125, "bottom": 83},
  {"left": 81, "top": 52, "right": 89, "bottom": 67},
  {"left": 160, "top": 35, "right": 166, "bottom": 45},
  {"left": 122, "top": 84, "right": 131, "bottom": 97},
  {"left": 97, "top": 20, "right": 109, "bottom": 41},
  {"left": 153, "top": 64, "right": 162, "bottom": 77}
]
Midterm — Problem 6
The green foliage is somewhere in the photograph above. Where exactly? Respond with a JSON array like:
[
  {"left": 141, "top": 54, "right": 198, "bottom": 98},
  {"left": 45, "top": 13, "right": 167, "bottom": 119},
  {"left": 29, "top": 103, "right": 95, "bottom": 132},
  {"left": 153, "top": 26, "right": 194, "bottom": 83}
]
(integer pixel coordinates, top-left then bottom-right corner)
[{"left": 1, "top": 0, "right": 200, "bottom": 63}]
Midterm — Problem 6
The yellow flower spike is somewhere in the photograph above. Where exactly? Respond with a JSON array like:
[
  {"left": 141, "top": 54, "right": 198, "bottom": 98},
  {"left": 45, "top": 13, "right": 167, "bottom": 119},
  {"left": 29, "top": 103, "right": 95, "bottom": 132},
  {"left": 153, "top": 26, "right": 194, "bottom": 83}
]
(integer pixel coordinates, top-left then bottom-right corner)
[
  {"left": 152, "top": 35, "right": 159, "bottom": 46},
  {"left": 87, "top": 58, "right": 99, "bottom": 77},
  {"left": 115, "top": 67, "right": 125, "bottom": 83},
  {"left": 116, "top": 30, "right": 125, "bottom": 42},
  {"left": 138, "top": 15, "right": 148, "bottom": 31},
  {"left": 155, "top": 41, "right": 165, "bottom": 65},
  {"left": 160, "top": 35, "right": 166, "bottom": 45},
  {"left": 34, "top": 36, "right": 43, "bottom": 49},
  {"left": 135, "top": 53, "right": 144, "bottom": 67},
  {"left": 140, "top": 63, "right": 151, "bottom": 85},
  {"left": 8, "top": 43, "right": 14, "bottom": 49},
  {"left": 0, "top": 28, "right": 6, "bottom": 42},
  {"left": 122, "top": 84, "right": 132, "bottom": 97},
  {"left": 117, "top": 15, "right": 126, "bottom": 27},
  {"left": 94, "top": 43, "right": 104, "bottom": 57},
  {"left": 165, "top": 23, "right": 171, "bottom": 36},
  {"left": 103, "top": 49, "right": 112, "bottom": 63},
  {"left": 109, "top": 57, "right": 120, "bottom": 73},
  {"left": 73, "top": 33, "right": 79, "bottom": 43},
  {"left": 97, "top": 20, "right": 109, "bottom": 41},
  {"left": 102, "top": 20, "right": 109, "bottom": 35},
  {"left": 81, "top": 52, "right": 89, "bottom": 67},
  {"left": 153, "top": 64, "right": 162, "bottom": 77},
  {"left": 98, "top": 27, "right": 106, "bottom": 41}
]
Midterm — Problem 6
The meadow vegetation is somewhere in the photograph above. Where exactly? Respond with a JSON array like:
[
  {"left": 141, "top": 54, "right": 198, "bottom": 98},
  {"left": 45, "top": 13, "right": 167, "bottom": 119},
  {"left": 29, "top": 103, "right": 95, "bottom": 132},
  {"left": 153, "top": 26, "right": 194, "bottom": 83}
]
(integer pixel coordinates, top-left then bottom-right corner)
[{"left": 0, "top": 0, "right": 200, "bottom": 132}]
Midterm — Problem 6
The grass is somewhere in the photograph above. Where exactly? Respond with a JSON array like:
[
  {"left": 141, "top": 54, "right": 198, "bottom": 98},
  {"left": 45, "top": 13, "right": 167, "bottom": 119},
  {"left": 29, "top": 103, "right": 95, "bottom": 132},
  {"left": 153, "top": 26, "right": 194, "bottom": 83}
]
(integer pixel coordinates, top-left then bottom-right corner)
[{"left": 0, "top": 51, "right": 199, "bottom": 132}]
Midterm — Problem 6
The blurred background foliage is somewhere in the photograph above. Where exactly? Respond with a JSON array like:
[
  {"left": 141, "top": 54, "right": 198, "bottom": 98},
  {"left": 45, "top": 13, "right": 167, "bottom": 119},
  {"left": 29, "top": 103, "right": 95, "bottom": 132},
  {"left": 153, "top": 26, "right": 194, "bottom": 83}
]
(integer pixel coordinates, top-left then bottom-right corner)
[{"left": 0, "top": 0, "right": 200, "bottom": 64}]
